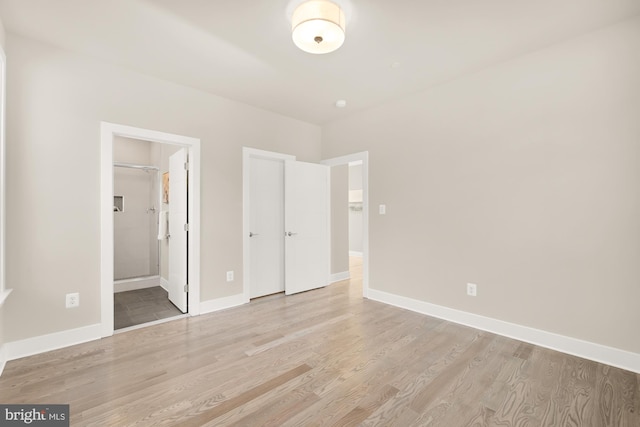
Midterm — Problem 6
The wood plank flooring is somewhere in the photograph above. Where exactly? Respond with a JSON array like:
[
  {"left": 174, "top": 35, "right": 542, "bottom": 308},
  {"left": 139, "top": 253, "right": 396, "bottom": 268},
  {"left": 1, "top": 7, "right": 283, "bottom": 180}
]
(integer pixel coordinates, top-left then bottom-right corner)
[{"left": 1, "top": 258, "right": 638, "bottom": 426}]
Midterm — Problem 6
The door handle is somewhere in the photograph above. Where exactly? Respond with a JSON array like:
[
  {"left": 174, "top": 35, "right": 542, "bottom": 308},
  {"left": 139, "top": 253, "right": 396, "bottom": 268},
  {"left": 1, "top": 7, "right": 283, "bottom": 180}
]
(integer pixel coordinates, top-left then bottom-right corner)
[
  {"left": 249, "top": 232, "right": 259, "bottom": 237},
  {"left": 286, "top": 231, "right": 298, "bottom": 237}
]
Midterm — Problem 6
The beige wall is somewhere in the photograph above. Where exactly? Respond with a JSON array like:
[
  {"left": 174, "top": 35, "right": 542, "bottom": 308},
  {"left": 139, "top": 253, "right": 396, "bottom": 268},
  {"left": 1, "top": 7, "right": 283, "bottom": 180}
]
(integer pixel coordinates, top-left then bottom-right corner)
[
  {"left": 4, "top": 34, "right": 321, "bottom": 342},
  {"left": 322, "top": 17, "right": 640, "bottom": 354},
  {"left": 330, "top": 164, "right": 349, "bottom": 275}
]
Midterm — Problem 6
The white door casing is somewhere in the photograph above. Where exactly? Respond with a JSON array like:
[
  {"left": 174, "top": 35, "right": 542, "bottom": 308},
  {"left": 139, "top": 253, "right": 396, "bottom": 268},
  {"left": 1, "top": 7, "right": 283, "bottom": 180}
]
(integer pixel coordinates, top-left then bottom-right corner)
[
  {"left": 168, "top": 149, "right": 188, "bottom": 312},
  {"left": 101, "top": 122, "right": 200, "bottom": 337},
  {"left": 284, "top": 160, "right": 330, "bottom": 295},
  {"left": 249, "top": 157, "right": 285, "bottom": 298}
]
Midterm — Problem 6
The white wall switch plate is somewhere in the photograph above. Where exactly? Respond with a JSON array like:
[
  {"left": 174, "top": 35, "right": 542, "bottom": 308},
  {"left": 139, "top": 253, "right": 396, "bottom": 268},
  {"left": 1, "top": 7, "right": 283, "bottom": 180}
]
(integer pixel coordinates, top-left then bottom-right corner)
[{"left": 379, "top": 204, "right": 386, "bottom": 215}]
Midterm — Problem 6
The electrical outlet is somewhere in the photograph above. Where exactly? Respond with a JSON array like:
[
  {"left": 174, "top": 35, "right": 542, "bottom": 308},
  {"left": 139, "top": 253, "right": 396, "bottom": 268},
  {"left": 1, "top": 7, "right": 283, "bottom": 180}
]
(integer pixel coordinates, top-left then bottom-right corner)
[
  {"left": 66, "top": 292, "right": 80, "bottom": 308},
  {"left": 379, "top": 204, "right": 386, "bottom": 215},
  {"left": 467, "top": 283, "right": 477, "bottom": 297},
  {"left": 226, "top": 271, "right": 234, "bottom": 282}
]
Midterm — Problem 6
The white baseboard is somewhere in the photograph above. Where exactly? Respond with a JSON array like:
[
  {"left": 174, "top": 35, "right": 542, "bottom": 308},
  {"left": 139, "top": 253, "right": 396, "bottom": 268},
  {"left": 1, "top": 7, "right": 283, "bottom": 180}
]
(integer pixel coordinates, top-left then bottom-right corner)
[
  {"left": 330, "top": 271, "right": 350, "bottom": 284},
  {"left": 160, "top": 277, "right": 169, "bottom": 292},
  {"left": 5, "top": 323, "right": 102, "bottom": 363},
  {"left": 368, "top": 289, "right": 640, "bottom": 374},
  {"left": 199, "top": 294, "right": 246, "bottom": 315},
  {"left": 114, "top": 276, "right": 160, "bottom": 293},
  {"left": 349, "top": 251, "right": 363, "bottom": 257}
]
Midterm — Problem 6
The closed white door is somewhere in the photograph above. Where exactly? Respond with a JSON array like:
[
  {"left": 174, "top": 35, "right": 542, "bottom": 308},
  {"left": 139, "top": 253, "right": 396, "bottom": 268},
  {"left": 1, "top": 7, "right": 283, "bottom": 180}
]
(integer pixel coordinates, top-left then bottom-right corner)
[
  {"left": 168, "top": 148, "right": 188, "bottom": 312},
  {"left": 284, "top": 160, "right": 330, "bottom": 295},
  {"left": 249, "top": 157, "right": 285, "bottom": 298}
]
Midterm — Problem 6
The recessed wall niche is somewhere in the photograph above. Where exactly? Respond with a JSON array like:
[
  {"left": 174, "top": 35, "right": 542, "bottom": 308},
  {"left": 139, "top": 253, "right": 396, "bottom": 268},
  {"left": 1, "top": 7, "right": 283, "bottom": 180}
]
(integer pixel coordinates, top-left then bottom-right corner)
[{"left": 114, "top": 196, "right": 124, "bottom": 212}]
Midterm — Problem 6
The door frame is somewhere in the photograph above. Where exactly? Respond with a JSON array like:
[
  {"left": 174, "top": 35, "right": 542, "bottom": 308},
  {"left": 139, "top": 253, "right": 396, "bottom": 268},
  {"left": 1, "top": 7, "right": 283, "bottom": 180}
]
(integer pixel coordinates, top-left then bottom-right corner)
[
  {"left": 242, "top": 147, "right": 295, "bottom": 302},
  {"left": 0, "top": 46, "right": 8, "bottom": 307},
  {"left": 321, "top": 152, "right": 370, "bottom": 298},
  {"left": 242, "top": 148, "right": 369, "bottom": 300},
  {"left": 100, "top": 122, "right": 201, "bottom": 337}
]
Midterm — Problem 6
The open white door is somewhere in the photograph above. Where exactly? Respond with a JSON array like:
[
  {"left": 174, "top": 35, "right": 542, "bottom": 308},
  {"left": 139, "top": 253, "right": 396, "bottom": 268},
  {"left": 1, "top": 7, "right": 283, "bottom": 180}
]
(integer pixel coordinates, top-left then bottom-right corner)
[
  {"left": 249, "top": 157, "right": 285, "bottom": 298},
  {"left": 168, "top": 148, "right": 188, "bottom": 312},
  {"left": 284, "top": 160, "right": 330, "bottom": 295}
]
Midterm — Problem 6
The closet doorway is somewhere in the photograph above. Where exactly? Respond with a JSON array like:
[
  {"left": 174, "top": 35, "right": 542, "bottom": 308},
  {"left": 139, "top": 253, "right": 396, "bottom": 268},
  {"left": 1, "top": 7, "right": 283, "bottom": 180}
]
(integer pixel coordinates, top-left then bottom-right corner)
[
  {"left": 242, "top": 148, "right": 331, "bottom": 301},
  {"left": 100, "top": 122, "right": 201, "bottom": 337}
]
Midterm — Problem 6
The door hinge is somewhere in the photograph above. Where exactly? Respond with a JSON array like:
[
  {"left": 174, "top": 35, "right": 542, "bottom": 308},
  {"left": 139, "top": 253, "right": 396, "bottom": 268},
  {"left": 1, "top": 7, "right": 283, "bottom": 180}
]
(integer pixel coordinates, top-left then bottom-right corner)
[
  {"left": 184, "top": 223, "right": 189, "bottom": 231},
  {"left": 184, "top": 284, "right": 189, "bottom": 293},
  {"left": 184, "top": 162, "right": 189, "bottom": 171}
]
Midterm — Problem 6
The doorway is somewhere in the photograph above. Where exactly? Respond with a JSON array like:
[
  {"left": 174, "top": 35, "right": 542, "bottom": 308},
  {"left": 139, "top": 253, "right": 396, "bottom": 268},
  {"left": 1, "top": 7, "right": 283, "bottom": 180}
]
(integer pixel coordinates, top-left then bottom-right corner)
[
  {"left": 111, "top": 138, "right": 188, "bottom": 330},
  {"left": 322, "top": 152, "right": 369, "bottom": 298},
  {"left": 100, "top": 122, "right": 201, "bottom": 337}
]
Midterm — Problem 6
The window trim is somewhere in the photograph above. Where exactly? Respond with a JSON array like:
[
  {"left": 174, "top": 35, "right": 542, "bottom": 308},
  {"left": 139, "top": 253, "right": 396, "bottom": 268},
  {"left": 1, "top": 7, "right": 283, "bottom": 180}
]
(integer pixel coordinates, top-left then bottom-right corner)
[{"left": 0, "top": 45, "right": 9, "bottom": 307}]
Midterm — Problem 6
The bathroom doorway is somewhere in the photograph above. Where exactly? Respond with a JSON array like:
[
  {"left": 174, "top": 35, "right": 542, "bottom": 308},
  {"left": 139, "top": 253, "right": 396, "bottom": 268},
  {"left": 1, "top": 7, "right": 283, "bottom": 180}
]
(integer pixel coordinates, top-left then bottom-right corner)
[
  {"left": 112, "top": 137, "right": 184, "bottom": 329},
  {"left": 100, "top": 122, "right": 201, "bottom": 337}
]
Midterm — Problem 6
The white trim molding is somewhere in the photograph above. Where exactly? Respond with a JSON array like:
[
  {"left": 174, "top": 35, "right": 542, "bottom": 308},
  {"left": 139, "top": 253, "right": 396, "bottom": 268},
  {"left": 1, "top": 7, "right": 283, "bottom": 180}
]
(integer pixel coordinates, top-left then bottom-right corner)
[
  {"left": 114, "top": 276, "right": 161, "bottom": 293},
  {"left": 0, "top": 46, "right": 7, "bottom": 305},
  {"left": 200, "top": 294, "right": 246, "bottom": 315},
  {"left": 5, "top": 324, "right": 102, "bottom": 362},
  {"left": 330, "top": 271, "right": 350, "bottom": 284},
  {"left": 368, "top": 288, "right": 640, "bottom": 374},
  {"left": 160, "top": 277, "right": 170, "bottom": 292}
]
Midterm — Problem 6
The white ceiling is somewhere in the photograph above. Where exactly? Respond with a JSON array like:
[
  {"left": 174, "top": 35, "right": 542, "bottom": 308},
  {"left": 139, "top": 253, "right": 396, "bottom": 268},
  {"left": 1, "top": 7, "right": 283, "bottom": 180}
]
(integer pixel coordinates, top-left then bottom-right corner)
[{"left": 0, "top": 0, "right": 639, "bottom": 124}]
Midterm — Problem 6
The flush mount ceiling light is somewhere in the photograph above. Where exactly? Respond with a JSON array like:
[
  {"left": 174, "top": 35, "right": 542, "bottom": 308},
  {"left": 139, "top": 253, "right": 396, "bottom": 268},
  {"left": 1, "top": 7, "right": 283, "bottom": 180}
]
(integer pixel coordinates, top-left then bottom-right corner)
[{"left": 292, "top": 0, "right": 346, "bottom": 54}]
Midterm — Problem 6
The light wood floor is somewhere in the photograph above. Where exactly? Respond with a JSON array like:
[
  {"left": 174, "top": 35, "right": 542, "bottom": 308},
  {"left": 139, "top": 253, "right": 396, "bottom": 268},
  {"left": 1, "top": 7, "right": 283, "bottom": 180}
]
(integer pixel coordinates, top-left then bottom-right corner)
[{"left": 1, "top": 257, "right": 638, "bottom": 426}]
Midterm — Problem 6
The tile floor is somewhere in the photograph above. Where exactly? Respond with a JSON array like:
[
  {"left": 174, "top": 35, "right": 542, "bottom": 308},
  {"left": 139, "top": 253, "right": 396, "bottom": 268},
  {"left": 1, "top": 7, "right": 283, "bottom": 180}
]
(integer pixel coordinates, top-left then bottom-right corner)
[{"left": 114, "top": 286, "right": 183, "bottom": 330}]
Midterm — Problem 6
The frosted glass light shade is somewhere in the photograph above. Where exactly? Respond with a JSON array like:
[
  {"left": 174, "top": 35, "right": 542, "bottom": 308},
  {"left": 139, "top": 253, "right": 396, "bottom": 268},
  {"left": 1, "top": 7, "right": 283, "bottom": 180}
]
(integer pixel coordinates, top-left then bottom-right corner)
[{"left": 292, "top": 0, "right": 345, "bottom": 54}]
